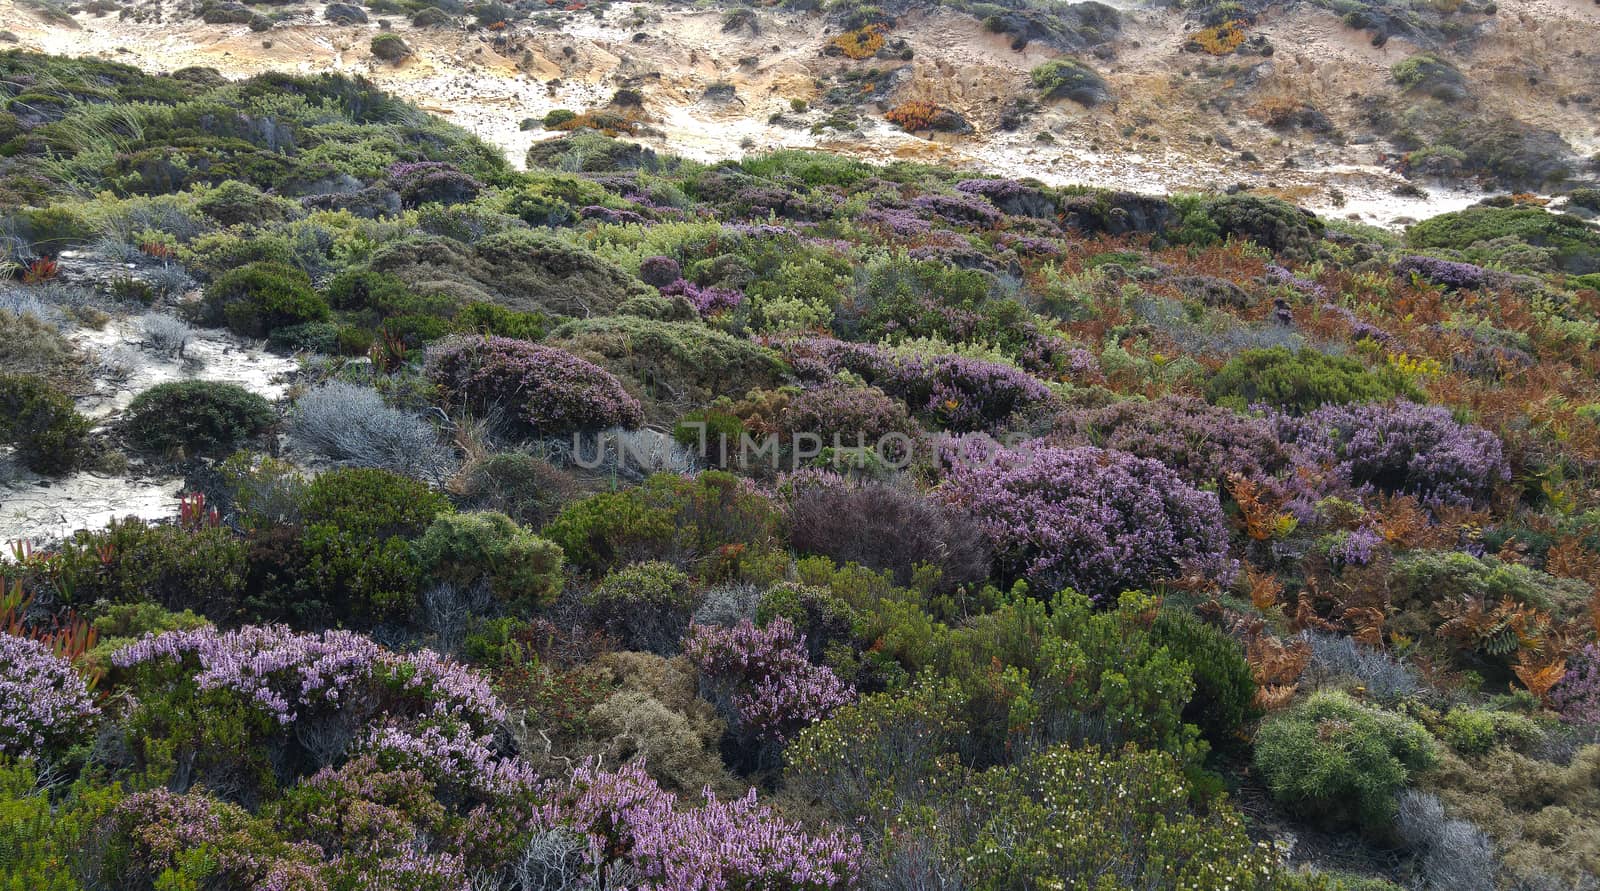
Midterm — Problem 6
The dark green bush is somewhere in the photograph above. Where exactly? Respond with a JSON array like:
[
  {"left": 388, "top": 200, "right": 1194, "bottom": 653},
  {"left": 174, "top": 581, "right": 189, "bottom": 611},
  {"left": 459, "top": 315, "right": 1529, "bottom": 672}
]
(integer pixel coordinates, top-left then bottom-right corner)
[
  {"left": 585, "top": 560, "right": 699, "bottom": 654},
  {"left": 126, "top": 380, "right": 275, "bottom": 455},
  {"left": 0, "top": 372, "right": 90, "bottom": 474},
  {"left": 458, "top": 451, "right": 582, "bottom": 527},
  {"left": 1029, "top": 59, "right": 1109, "bottom": 106},
  {"left": 53, "top": 518, "right": 248, "bottom": 616},
  {"left": 542, "top": 470, "right": 784, "bottom": 576},
  {"left": 415, "top": 510, "right": 564, "bottom": 612},
  {"left": 1254, "top": 690, "right": 1436, "bottom": 829},
  {"left": 1205, "top": 346, "right": 1419, "bottom": 414},
  {"left": 369, "top": 33, "right": 412, "bottom": 63},
  {"left": 755, "top": 582, "right": 856, "bottom": 662},
  {"left": 1150, "top": 610, "right": 1261, "bottom": 751},
  {"left": 295, "top": 467, "right": 452, "bottom": 620},
  {"left": 203, "top": 262, "right": 329, "bottom": 338},
  {"left": 1407, "top": 205, "right": 1600, "bottom": 274},
  {"left": 542, "top": 109, "right": 578, "bottom": 129}
]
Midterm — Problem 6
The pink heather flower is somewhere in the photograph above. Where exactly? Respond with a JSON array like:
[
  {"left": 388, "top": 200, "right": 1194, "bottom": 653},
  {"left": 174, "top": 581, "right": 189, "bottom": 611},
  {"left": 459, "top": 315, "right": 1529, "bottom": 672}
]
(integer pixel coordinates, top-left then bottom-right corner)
[
  {"left": 0, "top": 633, "right": 99, "bottom": 757},
  {"left": 683, "top": 618, "right": 854, "bottom": 741},
  {"left": 544, "top": 759, "right": 862, "bottom": 890}
]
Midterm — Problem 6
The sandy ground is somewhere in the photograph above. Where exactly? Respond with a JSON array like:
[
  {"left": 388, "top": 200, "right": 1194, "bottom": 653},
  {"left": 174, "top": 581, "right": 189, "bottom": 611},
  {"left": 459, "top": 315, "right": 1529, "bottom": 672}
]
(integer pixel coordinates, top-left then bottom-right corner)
[
  {"left": 0, "top": 309, "right": 298, "bottom": 546},
  {"left": 6, "top": 0, "right": 1596, "bottom": 227}
]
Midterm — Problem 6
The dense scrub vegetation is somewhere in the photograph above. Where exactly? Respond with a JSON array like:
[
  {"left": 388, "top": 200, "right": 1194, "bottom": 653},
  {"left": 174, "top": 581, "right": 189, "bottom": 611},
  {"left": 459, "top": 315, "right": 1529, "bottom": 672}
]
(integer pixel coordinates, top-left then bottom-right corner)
[{"left": 3, "top": 50, "right": 1600, "bottom": 891}]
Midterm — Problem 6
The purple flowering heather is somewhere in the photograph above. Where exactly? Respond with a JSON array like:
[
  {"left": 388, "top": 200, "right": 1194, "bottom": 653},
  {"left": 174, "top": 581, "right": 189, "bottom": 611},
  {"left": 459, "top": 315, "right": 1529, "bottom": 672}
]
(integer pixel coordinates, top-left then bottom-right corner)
[
  {"left": 997, "top": 233, "right": 1065, "bottom": 258},
  {"left": 1394, "top": 255, "right": 1488, "bottom": 291},
  {"left": 425, "top": 335, "right": 643, "bottom": 438},
  {"left": 386, "top": 161, "right": 482, "bottom": 208},
  {"left": 1328, "top": 526, "right": 1384, "bottom": 568},
  {"left": 940, "top": 443, "right": 1233, "bottom": 600},
  {"left": 1266, "top": 263, "right": 1329, "bottom": 300},
  {"left": 911, "top": 193, "right": 1003, "bottom": 227},
  {"left": 579, "top": 205, "right": 651, "bottom": 226},
  {"left": 0, "top": 634, "right": 99, "bottom": 757},
  {"left": 683, "top": 618, "right": 854, "bottom": 742},
  {"left": 114, "top": 625, "right": 521, "bottom": 792},
  {"left": 544, "top": 759, "right": 862, "bottom": 890},
  {"left": 779, "top": 382, "right": 916, "bottom": 444},
  {"left": 785, "top": 338, "right": 1056, "bottom": 432},
  {"left": 1549, "top": 644, "right": 1600, "bottom": 725},
  {"left": 660, "top": 279, "right": 745, "bottom": 317},
  {"left": 1052, "top": 395, "right": 1299, "bottom": 490},
  {"left": 639, "top": 255, "right": 683, "bottom": 288},
  {"left": 1275, "top": 400, "right": 1509, "bottom": 506},
  {"left": 859, "top": 207, "right": 933, "bottom": 237}
]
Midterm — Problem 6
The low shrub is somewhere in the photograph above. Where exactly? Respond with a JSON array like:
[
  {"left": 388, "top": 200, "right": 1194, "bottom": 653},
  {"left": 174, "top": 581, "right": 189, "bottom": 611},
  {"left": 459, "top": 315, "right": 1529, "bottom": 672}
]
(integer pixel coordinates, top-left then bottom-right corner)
[
  {"left": 0, "top": 372, "right": 90, "bottom": 474},
  {"left": 944, "top": 744, "right": 1274, "bottom": 890},
  {"left": 291, "top": 381, "right": 453, "bottom": 481},
  {"left": 1275, "top": 400, "right": 1508, "bottom": 505},
  {"left": 787, "top": 478, "right": 990, "bottom": 598},
  {"left": 1254, "top": 690, "right": 1437, "bottom": 829},
  {"left": 370, "top": 33, "right": 412, "bottom": 63},
  {"left": 458, "top": 450, "right": 583, "bottom": 528},
  {"left": 126, "top": 380, "right": 275, "bottom": 455},
  {"left": 52, "top": 518, "right": 248, "bottom": 616},
  {"left": 1053, "top": 394, "right": 1299, "bottom": 490},
  {"left": 202, "top": 261, "right": 329, "bottom": 338},
  {"left": 1030, "top": 59, "right": 1110, "bottom": 106},
  {"left": 415, "top": 510, "right": 564, "bottom": 612},
  {"left": 1406, "top": 205, "right": 1600, "bottom": 274},
  {"left": 1150, "top": 610, "right": 1261, "bottom": 751},
  {"left": 1206, "top": 346, "right": 1419, "bottom": 414},
  {"left": 542, "top": 471, "right": 784, "bottom": 576},
  {"left": 939, "top": 442, "right": 1231, "bottom": 601},
  {"left": 683, "top": 617, "right": 854, "bottom": 743},
  {"left": 584, "top": 560, "right": 699, "bottom": 655},
  {"left": 425, "top": 335, "right": 643, "bottom": 439},
  {"left": 296, "top": 467, "right": 453, "bottom": 620}
]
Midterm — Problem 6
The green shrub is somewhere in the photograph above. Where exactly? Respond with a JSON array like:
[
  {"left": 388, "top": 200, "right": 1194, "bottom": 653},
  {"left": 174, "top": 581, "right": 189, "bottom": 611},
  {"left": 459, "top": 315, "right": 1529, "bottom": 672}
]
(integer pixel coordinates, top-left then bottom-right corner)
[
  {"left": 945, "top": 744, "right": 1274, "bottom": 890},
  {"left": 196, "top": 180, "right": 298, "bottom": 228},
  {"left": 547, "top": 315, "right": 786, "bottom": 412},
  {"left": 203, "top": 261, "right": 329, "bottom": 338},
  {"left": 755, "top": 582, "right": 856, "bottom": 662},
  {"left": 369, "top": 33, "right": 412, "bottom": 63},
  {"left": 126, "top": 380, "right": 275, "bottom": 455},
  {"left": 786, "top": 677, "right": 969, "bottom": 822},
  {"left": 458, "top": 451, "right": 582, "bottom": 527},
  {"left": 1151, "top": 610, "right": 1262, "bottom": 751},
  {"left": 1388, "top": 551, "right": 1592, "bottom": 647},
  {"left": 1254, "top": 690, "right": 1437, "bottom": 829},
  {"left": 0, "top": 760, "right": 125, "bottom": 891},
  {"left": 584, "top": 560, "right": 699, "bottom": 654},
  {"left": 0, "top": 373, "right": 90, "bottom": 474},
  {"left": 542, "top": 471, "right": 783, "bottom": 576},
  {"left": 1407, "top": 205, "right": 1600, "bottom": 274},
  {"left": 1029, "top": 59, "right": 1109, "bottom": 106},
  {"left": 415, "top": 511, "right": 564, "bottom": 612},
  {"left": 52, "top": 518, "right": 248, "bottom": 616},
  {"left": 542, "top": 108, "right": 578, "bottom": 129},
  {"left": 1206, "top": 346, "right": 1419, "bottom": 414},
  {"left": 295, "top": 468, "right": 452, "bottom": 620},
  {"left": 1438, "top": 706, "right": 1540, "bottom": 755},
  {"left": 1203, "top": 193, "right": 1326, "bottom": 257}
]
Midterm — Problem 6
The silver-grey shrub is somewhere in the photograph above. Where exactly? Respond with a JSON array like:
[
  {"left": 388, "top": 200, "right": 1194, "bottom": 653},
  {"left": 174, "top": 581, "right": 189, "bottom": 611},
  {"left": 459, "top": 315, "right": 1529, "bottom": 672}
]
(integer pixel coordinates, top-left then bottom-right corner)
[
  {"left": 292, "top": 380, "right": 455, "bottom": 482},
  {"left": 1396, "top": 790, "right": 1497, "bottom": 891},
  {"left": 691, "top": 582, "right": 763, "bottom": 628},
  {"left": 1299, "top": 629, "right": 1419, "bottom": 702},
  {"left": 139, "top": 313, "right": 193, "bottom": 357}
]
